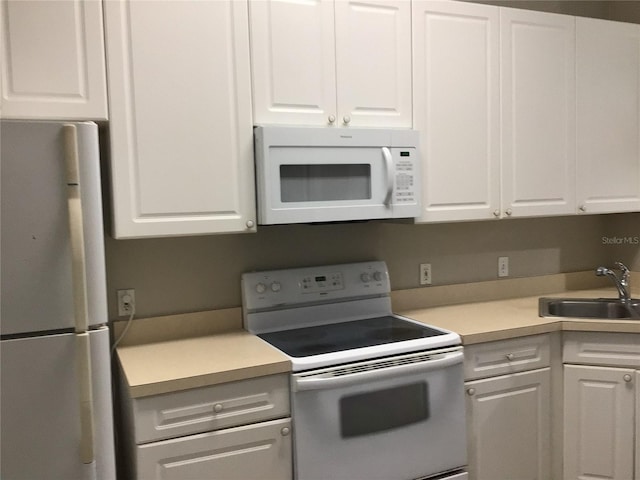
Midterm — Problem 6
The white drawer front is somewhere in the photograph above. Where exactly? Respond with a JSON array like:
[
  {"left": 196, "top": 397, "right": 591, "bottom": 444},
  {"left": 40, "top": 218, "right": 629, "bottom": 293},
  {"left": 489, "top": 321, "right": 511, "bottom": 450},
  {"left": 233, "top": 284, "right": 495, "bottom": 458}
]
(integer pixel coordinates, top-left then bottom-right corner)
[
  {"left": 135, "top": 417, "right": 292, "bottom": 480},
  {"left": 464, "top": 334, "right": 550, "bottom": 380},
  {"left": 133, "top": 374, "right": 290, "bottom": 443},
  {"left": 563, "top": 332, "right": 640, "bottom": 368}
]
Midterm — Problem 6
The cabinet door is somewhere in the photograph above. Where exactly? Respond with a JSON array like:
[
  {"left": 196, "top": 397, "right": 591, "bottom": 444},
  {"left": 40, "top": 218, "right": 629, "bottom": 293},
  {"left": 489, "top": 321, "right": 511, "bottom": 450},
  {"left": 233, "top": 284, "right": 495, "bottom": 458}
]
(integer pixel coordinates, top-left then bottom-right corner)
[
  {"left": 249, "top": 0, "right": 337, "bottom": 126},
  {"left": 0, "top": 0, "right": 107, "bottom": 120},
  {"left": 576, "top": 18, "right": 640, "bottom": 214},
  {"left": 334, "top": 0, "right": 411, "bottom": 127},
  {"left": 564, "top": 364, "right": 635, "bottom": 480},
  {"left": 501, "top": 8, "right": 576, "bottom": 218},
  {"left": 136, "top": 418, "right": 292, "bottom": 480},
  {"left": 413, "top": 0, "right": 500, "bottom": 222},
  {"left": 104, "top": 0, "right": 256, "bottom": 238},
  {"left": 465, "top": 368, "right": 551, "bottom": 480}
]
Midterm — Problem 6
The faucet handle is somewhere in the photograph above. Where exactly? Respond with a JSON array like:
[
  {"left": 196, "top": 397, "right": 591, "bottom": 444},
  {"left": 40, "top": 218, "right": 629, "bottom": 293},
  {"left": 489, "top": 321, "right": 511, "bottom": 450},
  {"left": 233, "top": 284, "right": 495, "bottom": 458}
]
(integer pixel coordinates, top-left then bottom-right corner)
[
  {"left": 614, "top": 262, "right": 630, "bottom": 284},
  {"left": 614, "top": 261, "right": 630, "bottom": 274}
]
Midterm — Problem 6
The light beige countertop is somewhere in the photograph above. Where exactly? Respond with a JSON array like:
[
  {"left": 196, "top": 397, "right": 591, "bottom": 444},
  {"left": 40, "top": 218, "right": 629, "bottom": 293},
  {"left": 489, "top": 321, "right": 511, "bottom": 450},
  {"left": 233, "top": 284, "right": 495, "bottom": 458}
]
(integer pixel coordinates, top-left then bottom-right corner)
[
  {"left": 117, "top": 330, "right": 290, "bottom": 398},
  {"left": 399, "top": 288, "right": 640, "bottom": 345},
  {"left": 116, "top": 272, "right": 640, "bottom": 398}
]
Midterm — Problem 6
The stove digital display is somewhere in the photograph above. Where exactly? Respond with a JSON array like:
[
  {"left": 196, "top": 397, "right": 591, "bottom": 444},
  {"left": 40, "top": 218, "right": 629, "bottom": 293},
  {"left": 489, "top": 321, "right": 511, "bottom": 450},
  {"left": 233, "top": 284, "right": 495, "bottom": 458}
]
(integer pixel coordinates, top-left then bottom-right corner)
[{"left": 315, "top": 276, "right": 326, "bottom": 282}]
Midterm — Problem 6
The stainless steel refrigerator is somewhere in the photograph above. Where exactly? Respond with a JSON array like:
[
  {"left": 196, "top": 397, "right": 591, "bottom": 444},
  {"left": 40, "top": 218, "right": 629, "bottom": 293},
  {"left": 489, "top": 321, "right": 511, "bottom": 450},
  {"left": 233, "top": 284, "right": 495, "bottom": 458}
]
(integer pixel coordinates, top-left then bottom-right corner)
[{"left": 1, "top": 120, "right": 116, "bottom": 479}]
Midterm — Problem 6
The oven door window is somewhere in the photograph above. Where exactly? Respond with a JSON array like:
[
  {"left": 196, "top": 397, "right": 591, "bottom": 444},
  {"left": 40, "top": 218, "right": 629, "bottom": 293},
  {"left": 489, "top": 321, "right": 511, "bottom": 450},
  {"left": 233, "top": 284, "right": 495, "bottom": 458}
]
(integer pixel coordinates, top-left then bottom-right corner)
[
  {"left": 279, "top": 164, "right": 372, "bottom": 202},
  {"left": 339, "top": 382, "right": 429, "bottom": 438}
]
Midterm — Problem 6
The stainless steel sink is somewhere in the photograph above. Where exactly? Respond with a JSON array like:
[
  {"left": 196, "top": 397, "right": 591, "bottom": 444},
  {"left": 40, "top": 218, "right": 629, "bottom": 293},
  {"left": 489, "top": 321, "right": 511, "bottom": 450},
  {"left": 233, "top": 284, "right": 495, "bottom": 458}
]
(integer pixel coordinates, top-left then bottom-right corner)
[{"left": 539, "top": 298, "right": 640, "bottom": 320}]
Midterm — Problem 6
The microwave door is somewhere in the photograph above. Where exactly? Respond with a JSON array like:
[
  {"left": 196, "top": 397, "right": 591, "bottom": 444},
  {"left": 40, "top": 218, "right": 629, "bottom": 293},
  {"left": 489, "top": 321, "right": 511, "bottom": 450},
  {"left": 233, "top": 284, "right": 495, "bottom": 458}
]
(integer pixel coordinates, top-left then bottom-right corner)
[{"left": 263, "top": 147, "right": 392, "bottom": 224}]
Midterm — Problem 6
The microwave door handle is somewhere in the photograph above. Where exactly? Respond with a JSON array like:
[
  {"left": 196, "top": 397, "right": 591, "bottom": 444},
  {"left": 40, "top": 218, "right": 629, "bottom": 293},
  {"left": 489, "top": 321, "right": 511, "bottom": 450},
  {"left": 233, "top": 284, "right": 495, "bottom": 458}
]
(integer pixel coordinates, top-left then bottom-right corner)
[
  {"left": 382, "top": 147, "right": 394, "bottom": 206},
  {"left": 292, "top": 351, "right": 463, "bottom": 392}
]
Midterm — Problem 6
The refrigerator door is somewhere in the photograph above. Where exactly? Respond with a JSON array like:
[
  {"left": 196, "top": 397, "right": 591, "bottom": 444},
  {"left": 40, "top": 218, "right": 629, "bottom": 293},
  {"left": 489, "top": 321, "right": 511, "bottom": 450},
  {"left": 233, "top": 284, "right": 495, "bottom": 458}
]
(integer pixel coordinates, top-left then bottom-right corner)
[
  {"left": 1, "top": 120, "right": 107, "bottom": 334},
  {"left": 0, "top": 327, "right": 116, "bottom": 479}
]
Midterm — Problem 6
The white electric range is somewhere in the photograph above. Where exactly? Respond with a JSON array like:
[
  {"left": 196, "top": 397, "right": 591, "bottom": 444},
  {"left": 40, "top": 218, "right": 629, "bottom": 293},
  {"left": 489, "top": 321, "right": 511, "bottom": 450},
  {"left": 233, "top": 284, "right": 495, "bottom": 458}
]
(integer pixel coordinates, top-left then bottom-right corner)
[{"left": 242, "top": 261, "right": 468, "bottom": 480}]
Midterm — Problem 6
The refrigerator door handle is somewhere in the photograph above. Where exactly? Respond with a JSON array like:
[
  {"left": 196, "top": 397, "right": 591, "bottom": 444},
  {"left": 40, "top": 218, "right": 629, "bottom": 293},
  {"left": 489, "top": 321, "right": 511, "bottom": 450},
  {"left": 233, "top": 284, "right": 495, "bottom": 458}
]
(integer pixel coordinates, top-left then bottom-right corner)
[
  {"left": 64, "top": 124, "right": 96, "bottom": 465},
  {"left": 64, "top": 124, "right": 89, "bottom": 333},
  {"left": 76, "top": 333, "right": 96, "bottom": 466}
]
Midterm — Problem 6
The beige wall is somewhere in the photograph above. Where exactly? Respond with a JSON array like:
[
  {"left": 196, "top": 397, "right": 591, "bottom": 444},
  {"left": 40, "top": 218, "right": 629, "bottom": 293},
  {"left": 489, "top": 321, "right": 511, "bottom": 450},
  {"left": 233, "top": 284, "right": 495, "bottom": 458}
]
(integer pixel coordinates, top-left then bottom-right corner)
[
  {"left": 104, "top": 0, "right": 640, "bottom": 320},
  {"left": 106, "top": 215, "right": 611, "bottom": 318},
  {"left": 602, "top": 213, "right": 640, "bottom": 270}
]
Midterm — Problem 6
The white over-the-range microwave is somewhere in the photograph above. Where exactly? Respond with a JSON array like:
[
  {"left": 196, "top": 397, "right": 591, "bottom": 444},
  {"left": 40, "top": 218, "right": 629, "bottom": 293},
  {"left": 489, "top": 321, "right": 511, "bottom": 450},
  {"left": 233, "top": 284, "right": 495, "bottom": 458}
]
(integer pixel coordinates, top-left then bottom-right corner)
[{"left": 254, "top": 126, "right": 421, "bottom": 225}]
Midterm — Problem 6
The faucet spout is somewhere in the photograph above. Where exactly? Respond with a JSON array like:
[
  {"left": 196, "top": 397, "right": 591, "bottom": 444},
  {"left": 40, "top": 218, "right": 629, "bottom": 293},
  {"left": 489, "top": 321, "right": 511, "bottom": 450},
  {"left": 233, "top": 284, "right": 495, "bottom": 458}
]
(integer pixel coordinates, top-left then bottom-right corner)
[{"left": 595, "top": 262, "right": 631, "bottom": 302}]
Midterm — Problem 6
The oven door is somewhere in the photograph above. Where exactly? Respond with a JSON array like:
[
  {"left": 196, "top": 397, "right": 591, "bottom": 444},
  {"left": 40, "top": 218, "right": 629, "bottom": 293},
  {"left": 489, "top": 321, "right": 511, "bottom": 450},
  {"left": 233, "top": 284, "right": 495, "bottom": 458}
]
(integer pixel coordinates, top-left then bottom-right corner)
[{"left": 290, "top": 348, "right": 467, "bottom": 480}]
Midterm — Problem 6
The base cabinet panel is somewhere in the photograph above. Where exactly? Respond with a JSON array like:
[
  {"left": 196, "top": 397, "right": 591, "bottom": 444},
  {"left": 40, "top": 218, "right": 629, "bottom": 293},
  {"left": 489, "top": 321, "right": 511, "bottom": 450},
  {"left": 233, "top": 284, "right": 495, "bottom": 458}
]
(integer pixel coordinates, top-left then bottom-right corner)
[
  {"left": 563, "top": 364, "right": 635, "bottom": 480},
  {"left": 136, "top": 418, "right": 292, "bottom": 480},
  {"left": 465, "top": 368, "right": 551, "bottom": 480}
]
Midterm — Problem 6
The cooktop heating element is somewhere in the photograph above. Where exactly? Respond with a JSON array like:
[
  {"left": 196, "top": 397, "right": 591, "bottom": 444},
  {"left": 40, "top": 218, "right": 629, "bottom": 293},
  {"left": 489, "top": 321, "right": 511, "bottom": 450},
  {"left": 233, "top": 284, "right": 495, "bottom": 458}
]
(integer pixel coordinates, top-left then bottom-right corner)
[{"left": 242, "top": 261, "right": 461, "bottom": 371}]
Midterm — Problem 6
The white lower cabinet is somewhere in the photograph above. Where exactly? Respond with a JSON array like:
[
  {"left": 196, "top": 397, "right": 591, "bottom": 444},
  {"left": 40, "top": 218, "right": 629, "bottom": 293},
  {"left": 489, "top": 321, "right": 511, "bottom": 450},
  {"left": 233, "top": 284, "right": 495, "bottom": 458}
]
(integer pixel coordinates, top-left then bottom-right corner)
[
  {"left": 136, "top": 418, "right": 292, "bottom": 480},
  {"left": 563, "top": 332, "right": 640, "bottom": 480},
  {"left": 119, "top": 374, "right": 292, "bottom": 480},
  {"left": 464, "top": 334, "right": 555, "bottom": 480},
  {"left": 466, "top": 368, "right": 551, "bottom": 480}
]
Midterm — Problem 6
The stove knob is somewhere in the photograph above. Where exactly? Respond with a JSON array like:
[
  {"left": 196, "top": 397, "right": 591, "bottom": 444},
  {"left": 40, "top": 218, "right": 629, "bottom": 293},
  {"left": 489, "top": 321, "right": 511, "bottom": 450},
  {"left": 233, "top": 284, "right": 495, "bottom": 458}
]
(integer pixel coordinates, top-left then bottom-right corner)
[
  {"left": 373, "top": 271, "right": 383, "bottom": 282},
  {"left": 360, "top": 273, "right": 371, "bottom": 282},
  {"left": 271, "top": 282, "right": 281, "bottom": 292},
  {"left": 256, "top": 283, "right": 266, "bottom": 294}
]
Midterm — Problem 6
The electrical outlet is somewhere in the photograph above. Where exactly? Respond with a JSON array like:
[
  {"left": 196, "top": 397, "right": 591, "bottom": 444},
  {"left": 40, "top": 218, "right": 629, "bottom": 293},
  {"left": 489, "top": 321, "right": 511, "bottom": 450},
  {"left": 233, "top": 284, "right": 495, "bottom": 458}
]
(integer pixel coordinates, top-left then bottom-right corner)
[
  {"left": 117, "top": 289, "right": 136, "bottom": 317},
  {"left": 498, "top": 257, "right": 509, "bottom": 278},
  {"left": 419, "top": 263, "right": 432, "bottom": 285}
]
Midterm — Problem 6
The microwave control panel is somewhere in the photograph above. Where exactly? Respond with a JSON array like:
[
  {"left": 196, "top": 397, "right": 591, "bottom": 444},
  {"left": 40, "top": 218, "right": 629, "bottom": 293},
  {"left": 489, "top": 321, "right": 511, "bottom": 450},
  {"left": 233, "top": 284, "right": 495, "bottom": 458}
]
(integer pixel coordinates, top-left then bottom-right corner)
[{"left": 393, "top": 148, "right": 417, "bottom": 205}]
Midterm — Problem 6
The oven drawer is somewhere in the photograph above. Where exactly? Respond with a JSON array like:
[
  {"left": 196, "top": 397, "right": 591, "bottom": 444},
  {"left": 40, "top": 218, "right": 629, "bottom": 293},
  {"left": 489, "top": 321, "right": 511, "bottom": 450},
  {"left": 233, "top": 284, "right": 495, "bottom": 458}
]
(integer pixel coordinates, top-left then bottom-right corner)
[
  {"left": 464, "top": 334, "right": 551, "bottom": 380},
  {"left": 132, "top": 374, "right": 290, "bottom": 443}
]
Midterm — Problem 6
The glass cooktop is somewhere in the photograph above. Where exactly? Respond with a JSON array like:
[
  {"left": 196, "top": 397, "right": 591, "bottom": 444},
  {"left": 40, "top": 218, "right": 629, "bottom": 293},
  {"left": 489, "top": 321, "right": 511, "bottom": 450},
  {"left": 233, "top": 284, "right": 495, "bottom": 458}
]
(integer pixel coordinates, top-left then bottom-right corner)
[{"left": 258, "top": 315, "right": 446, "bottom": 358}]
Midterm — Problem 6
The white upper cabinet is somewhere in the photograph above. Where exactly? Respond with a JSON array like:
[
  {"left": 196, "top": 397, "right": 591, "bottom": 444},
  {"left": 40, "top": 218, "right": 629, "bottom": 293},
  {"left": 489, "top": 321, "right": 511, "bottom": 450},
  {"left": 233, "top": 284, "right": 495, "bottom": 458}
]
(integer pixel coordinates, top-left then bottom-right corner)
[
  {"left": 334, "top": 0, "right": 412, "bottom": 127},
  {"left": 249, "top": 0, "right": 336, "bottom": 126},
  {"left": 576, "top": 17, "right": 640, "bottom": 214},
  {"left": 250, "top": 0, "right": 411, "bottom": 128},
  {"left": 413, "top": 0, "right": 500, "bottom": 222},
  {"left": 104, "top": 0, "right": 256, "bottom": 238},
  {"left": 501, "top": 8, "right": 576, "bottom": 218},
  {"left": 0, "top": 0, "right": 107, "bottom": 120}
]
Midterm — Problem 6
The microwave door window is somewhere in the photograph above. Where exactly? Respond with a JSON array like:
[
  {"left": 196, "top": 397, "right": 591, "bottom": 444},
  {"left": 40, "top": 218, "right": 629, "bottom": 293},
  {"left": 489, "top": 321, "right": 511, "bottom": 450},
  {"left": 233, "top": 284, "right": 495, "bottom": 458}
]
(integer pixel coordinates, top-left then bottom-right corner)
[{"left": 279, "top": 164, "right": 372, "bottom": 202}]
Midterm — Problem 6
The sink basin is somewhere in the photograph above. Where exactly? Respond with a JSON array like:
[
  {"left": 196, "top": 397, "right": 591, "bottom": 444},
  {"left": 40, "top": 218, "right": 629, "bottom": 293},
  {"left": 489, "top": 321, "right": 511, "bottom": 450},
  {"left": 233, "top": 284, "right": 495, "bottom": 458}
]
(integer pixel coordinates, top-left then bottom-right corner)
[{"left": 539, "top": 298, "right": 640, "bottom": 320}]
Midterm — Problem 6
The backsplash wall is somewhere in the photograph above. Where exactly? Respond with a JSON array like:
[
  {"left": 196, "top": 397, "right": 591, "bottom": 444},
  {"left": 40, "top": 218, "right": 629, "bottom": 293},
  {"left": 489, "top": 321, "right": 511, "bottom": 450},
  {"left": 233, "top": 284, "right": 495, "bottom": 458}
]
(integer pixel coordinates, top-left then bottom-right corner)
[{"left": 105, "top": 215, "right": 612, "bottom": 319}]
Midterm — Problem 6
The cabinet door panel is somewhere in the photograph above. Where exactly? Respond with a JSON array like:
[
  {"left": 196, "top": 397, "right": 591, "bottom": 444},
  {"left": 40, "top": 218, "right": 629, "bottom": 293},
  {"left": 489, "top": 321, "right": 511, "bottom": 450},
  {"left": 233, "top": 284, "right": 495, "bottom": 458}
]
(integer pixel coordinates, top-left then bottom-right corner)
[
  {"left": 136, "top": 418, "right": 292, "bottom": 480},
  {"left": 250, "top": 0, "right": 336, "bottom": 126},
  {"left": 466, "top": 368, "right": 551, "bottom": 480},
  {"left": 563, "top": 364, "right": 635, "bottom": 480},
  {"left": 501, "top": 9, "right": 576, "bottom": 217},
  {"left": 1, "top": 0, "right": 107, "bottom": 119},
  {"left": 105, "top": 0, "right": 255, "bottom": 237},
  {"left": 335, "top": 0, "right": 411, "bottom": 127},
  {"left": 576, "top": 18, "right": 640, "bottom": 214},
  {"left": 413, "top": 0, "right": 500, "bottom": 222}
]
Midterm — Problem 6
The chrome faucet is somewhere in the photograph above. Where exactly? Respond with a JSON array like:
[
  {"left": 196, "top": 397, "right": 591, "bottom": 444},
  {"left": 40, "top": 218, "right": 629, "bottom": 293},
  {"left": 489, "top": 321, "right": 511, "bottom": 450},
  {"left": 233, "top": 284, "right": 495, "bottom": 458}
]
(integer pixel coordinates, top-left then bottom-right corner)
[{"left": 596, "top": 262, "right": 631, "bottom": 302}]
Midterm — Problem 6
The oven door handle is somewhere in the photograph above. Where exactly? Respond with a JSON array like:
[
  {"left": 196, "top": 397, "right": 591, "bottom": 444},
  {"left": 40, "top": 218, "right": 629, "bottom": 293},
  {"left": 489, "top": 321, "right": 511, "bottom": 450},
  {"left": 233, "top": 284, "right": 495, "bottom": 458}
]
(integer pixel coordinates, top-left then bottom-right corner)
[{"left": 292, "top": 350, "right": 463, "bottom": 392}]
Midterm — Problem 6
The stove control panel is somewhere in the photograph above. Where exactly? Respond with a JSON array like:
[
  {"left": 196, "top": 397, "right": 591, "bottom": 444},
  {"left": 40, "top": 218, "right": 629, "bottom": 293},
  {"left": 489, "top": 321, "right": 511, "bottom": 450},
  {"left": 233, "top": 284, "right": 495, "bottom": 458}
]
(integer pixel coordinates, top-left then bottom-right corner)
[
  {"left": 242, "top": 261, "right": 390, "bottom": 313},
  {"left": 301, "top": 272, "right": 344, "bottom": 293}
]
